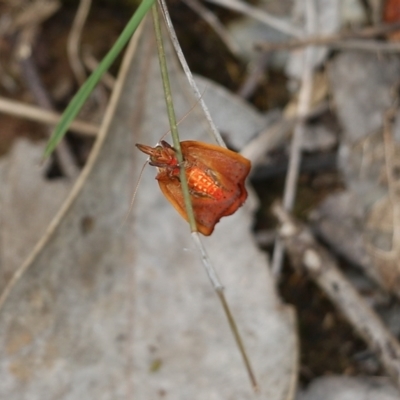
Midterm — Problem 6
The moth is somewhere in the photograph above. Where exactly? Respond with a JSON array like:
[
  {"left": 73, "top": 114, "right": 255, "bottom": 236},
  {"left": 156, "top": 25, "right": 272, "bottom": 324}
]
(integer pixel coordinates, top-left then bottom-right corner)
[{"left": 136, "top": 140, "right": 251, "bottom": 235}]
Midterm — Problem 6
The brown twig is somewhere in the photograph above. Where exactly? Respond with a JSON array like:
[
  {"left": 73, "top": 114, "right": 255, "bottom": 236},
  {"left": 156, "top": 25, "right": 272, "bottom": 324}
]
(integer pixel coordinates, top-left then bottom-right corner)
[
  {"left": 237, "top": 52, "right": 270, "bottom": 99},
  {"left": 273, "top": 203, "right": 400, "bottom": 390},
  {"left": 182, "top": 0, "right": 241, "bottom": 57},
  {"left": 256, "top": 22, "right": 400, "bottom": 52},
  {"left": 67, "top": 0, "right": 92, "bottom": 85},
  {"left": 240, "top": 101, "right": 329, "bottom": 165},
  {"left": 329, "top": 39, "right": 400, "bottom": 52},
  {"left": 0, "top": 96, "right": 98, "bottom": 136},
  {"left": 204, "top": 0, "right": 303, "bottom": 37},
  {"left": 8, "top": 0, "right": 60, "bottom": 35}
]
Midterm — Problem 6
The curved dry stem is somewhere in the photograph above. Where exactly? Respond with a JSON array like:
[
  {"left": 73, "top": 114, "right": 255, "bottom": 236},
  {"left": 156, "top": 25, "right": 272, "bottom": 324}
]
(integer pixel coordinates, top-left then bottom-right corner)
[
  {"left": 182, "top": 0, "right": 241, "bottom": 57},
  {"left": 205, "top": 0, "right": 303, "bottom": 38},
  {"left": 67, "top": 0, "right": 92, "bottom": 85},
  {"left": 256, "top": 21, "right": 400, "bottom": 52},
  {"left": 0, "top": 96, "right": 98, "bottom": 136}
]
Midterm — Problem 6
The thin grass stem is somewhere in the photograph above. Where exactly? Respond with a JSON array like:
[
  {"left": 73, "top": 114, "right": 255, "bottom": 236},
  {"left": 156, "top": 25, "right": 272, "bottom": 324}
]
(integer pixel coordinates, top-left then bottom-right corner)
[
  {"left": 152, "top": 4, "right": 258, "bottom": 391},
  {"left": 151, "top": 4, "right": 198, "bottom": 232},
  {"left": 158, "top": 0, "right": 226, "bottom": 147}
]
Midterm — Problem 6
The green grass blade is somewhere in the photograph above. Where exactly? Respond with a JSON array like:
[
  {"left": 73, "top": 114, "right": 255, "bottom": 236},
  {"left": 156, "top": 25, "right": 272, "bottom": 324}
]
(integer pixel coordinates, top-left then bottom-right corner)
[{"left": 43, "top": 0, "right": 156, "bottom": 159}]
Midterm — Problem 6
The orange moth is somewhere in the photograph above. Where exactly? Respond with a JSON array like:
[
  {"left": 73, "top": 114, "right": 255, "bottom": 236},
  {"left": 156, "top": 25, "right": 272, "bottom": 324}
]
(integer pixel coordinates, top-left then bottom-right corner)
[{"left": 136, "top": 140, "right": 251, "bottom": 235}]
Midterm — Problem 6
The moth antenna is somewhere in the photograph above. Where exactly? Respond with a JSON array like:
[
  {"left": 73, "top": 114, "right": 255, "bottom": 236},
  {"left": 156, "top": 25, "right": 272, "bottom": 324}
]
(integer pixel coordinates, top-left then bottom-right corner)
[
  {"left": 159, "top": 86, "right": 208, "bottom": 142},
  {"left": 122, "top": 159, "right": 149, "bottom": 226}
]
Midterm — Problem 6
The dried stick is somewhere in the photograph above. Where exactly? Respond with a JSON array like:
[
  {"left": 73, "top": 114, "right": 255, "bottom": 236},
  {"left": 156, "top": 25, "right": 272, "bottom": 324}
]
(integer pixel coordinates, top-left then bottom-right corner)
[
  {"left": 10, "top": 1, "right": 60, "bottom": 34},
  {"left": 329, "top": 39, "right": 400, "bottom": 53},
  {"left": 256, "top": 21, "right": 400, "bottom": 52},
  {"left": 67, "top": 0, "right": 92, "bottom": 85},
  {"left": 183, "top": 0, "right": 241, "bottom": 57},
  {"left": 0, "top": 96, "right": 98, "bottom": 136},
  {"left": 204, "top": 0, "right": 303, "bottom": 37},
  {"left": 240, "top": 101, "right": 328, "bottom": 165},
  {"left": 271, "top": 0, "right": 316, "bottom": 279},
  {"left": 237, "top": 53, "right": 270, "bottom": 99},
  {"left": 272, "top": 203, "right": 400, "bottom": 389}
]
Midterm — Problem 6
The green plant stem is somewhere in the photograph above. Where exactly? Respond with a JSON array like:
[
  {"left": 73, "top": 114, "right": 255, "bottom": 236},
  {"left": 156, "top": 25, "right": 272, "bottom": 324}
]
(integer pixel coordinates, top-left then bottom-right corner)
[
  {"left": 44, "top": 0, "right": 156, "bottom": 159},
  {"left": 191, "top": 232, "right": 259, "bottom": 392},
  {"left": 151, "top": 4, "right": 198, "bottom": 233},
  {"left": 152, "top": 4, "right": 258, "bottom": 392},
  {"left": 217, "top": 290, "right": 259, "bottom": 392}
]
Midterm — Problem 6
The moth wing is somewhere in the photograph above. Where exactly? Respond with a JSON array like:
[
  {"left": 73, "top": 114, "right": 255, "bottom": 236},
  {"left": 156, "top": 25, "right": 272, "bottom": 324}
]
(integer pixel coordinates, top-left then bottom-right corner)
[
  {"left": 157, "top": 141, "right": 251, "bottom": 235},
  {"left": 181, "top": 140, "right": 250, "bottom": 212},
  {"left": 180, "top": 141, "right": 251, "bottom": 188},
  {"left": 158, "top": 179, "right": 244, "bottom": 236}
]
